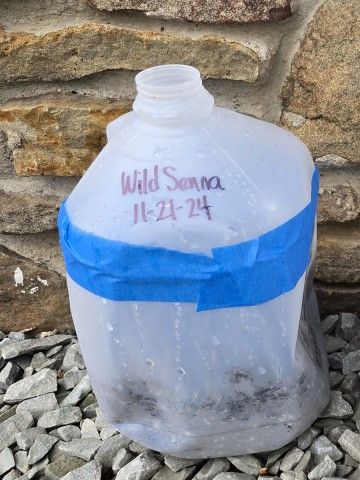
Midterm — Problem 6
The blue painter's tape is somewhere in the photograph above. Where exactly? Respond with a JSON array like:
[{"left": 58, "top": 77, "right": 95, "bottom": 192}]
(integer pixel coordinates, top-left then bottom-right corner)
[{"left": 58, "top": 168, "right": 319, "bottom": 311}]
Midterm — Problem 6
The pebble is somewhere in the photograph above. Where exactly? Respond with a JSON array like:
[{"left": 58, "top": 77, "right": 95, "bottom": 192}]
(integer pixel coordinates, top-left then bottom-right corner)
[
  {"left": 58, "top": 438, "right": 102, "bottom": 461},
  {"left": 14, "top": 450, "right": 29, "bottom": 474},
  {"left": 165, "top": 456, "right": 204, "bottom": 472},
  {"left": 129, "top": 441, "right": 148, "bottom": 454},
  {"left": 44, "top": 456, "right": 86, "bottom": 479},
  {"left": 16, "top": 427, "right": 46, "bottom": 450},
  {"left": 297, "top": 427, "right": 320, "bottom": 450},
  {"left": 112, "top": 448, "right": 135, "bottom": 472},
  {"left": 329, "top": 372, "right": 344, "bottom": 388},
  {"left": 279, "top": 447, "right": 304, "bottom": 471},
  {"left": 62, "top": 368, "right": 86, "bottom": 390},
  {"left": 115, "top": 451, "right": 162, "bottom": 480},
  {"left": 307, "top": 455, "right": 336, "bottom": 480},
  {"left": 213, "top": 474, "right": 255, "bottom": 480},
  {"left": 338, "top": 429, "right": 360, "bottom": 462},
  {"left": 28, "top": 433, "right": 58, "bottom": 464},
  {"left": 4, "top": 369, "right": 57, "bottom": 403},
  {"left": 194, "top": 458, "right": 231, "bottom": 480},
  {"left": 310, "top": 435, "right": 343, "bottom": 463},
  {"left": 1, "top": 335, "right": 71, "bottom": 360},
  {"left": 60, "top": 375, "right": 92, "bottom": 407},
  {"left": 293, "top": 450, "right": 311, "bottom": 473},
  {"left": 328, "top": 352, "right": 345, "bottom": 371},
  {"left": 0, "top": 447, "right": 15, "bottom": 476},
  {"left": 3, "top": 469, "right": 21, "bottom": 480},
  {"left": 228, "top": 455, "right": 262, "bottom": 476},
  {"left": 95, "top": 434, "right": 132, "bottom": 468},
  {"left": 100, "top": 425, "right": 118, "bottom": 440},
  {"left": 16, "top": 393, "right": 58, "bottom": 419},
  {"left": 321, "top": 315, "right": 339, "bottom": 334},
  {"left": 62, "top": 344, "right": 85, "bottom": 372},
  {"left": 46, "top": 345, "right": 63, "bottom": 358},
  {"left": 38, "top": 406, "right": 82, "bottom": 428},
  {"left": 0, "top": 412, "right": 34, "bottom": 450},
  {"left": 328, "top": 425, "right": 348, "bottom": 443},
  {"left": 0, "top": 362, "right": 21, "bottom": 391},
  {"left": 81, "top": 418, "right": 100, "bottom": 439},
  {"left": 343, "top": 351, "right": 360, "bottom": 374},
  {"left": 62, "top": 459, "right": 101, "bottom": 480},
  {"left": 30, "top": 352, "right": 46, "bottom": 370},
  {"left": 342, "top": 373, "right": 360, "bottom": 401},
  {"left": 153, "top": 465, "right": 200, "bottom": 480},
  {"left": 320, "top": 391, "right": 353, "bottom": 419},
  {"left": 325, "top": 335, "right": 347, "bottom": 354},
  {"left": 51, "top": 425, "right": 82, "bottom": 441},
  {"left": 336, "top": 313, "right": 360, "bottom": 341}
]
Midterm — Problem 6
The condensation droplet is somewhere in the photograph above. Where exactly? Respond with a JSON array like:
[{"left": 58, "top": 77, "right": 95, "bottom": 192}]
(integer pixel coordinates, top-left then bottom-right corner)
[
  {"left": 107, "top": 322, "right": 114, "bottom": 331},
  {"left": 101, "top": 298, "right": 107, "bottom": 304},
  {"left": 146, "top": 358, "right": 155, "bottom": 367},
  {"left": 176, "top": 367, "right": 186, "bottom": 375},
  {"left": 170, "top": 434, "right": 176, "bottom": 443},
  {"left": 258, "top": 366, "right": 266, "bottom": 375},
  {"left": 114, "top": 338, "right": 120, "bottom": 344},
  {"left": 212, "top": 336, "right": 220, "bottom": 346}
]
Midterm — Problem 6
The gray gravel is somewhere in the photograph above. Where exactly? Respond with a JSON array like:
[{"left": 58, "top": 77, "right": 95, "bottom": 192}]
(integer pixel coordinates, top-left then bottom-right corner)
[{"left": 1, "top": 312, "right": 360, "bottom": 479}]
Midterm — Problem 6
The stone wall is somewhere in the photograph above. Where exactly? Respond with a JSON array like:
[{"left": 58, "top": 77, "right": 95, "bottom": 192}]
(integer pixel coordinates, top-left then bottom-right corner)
[{"left": 0, "top": 0, "right": 359, "bottom": 332}]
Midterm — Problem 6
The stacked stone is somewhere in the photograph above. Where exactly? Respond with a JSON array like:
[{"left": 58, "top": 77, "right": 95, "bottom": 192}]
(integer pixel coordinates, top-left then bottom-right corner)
[
  {"left": 0, "top": 313, "right": 360, "bottom": 479},
  {"left": 0, "top": 0, "right": 359, "bottom": 332}
]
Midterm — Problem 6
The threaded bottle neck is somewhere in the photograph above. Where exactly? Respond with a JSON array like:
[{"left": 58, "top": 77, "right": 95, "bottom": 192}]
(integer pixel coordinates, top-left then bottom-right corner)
[{"left": 133, "top": 64, "right": 214, "bottom": 126}]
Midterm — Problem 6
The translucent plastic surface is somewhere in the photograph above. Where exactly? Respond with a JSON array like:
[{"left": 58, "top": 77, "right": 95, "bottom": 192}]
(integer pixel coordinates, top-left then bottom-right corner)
[{"left": 64, "top": 65, "right": 330, "bottom": 457}]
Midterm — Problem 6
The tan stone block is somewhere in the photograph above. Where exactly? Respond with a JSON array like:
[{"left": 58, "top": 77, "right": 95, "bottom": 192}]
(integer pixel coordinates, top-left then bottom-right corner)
[
  {"left": 0, "top": 94, "right": 130, "bottom": 176},
  {"left": 0, "top": 23, "right": 274, "bottom": 83},
  {"left": 318, "top": 176, "right": 360, "bottom": 224},
  {"left": 0, "top": 245, "right": 73, "bottom": 333},
  {"left": 87, "top": 0, "right": 292, "bottom": 24},
  {"left": 316, "top": 225, "right": 360, "bottom": 284},
  {"left": 280, "top": 0, "right": 360, "bottom": 162},
  {"left": 316, "top": 282, "right": 360, "bottom": 316}
]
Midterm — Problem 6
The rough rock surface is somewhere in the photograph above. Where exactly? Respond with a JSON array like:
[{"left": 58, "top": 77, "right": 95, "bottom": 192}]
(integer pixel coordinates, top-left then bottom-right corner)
[
  {"left": 0, "top": 246, "right": 73, "bottom": 333},
  {"left": 0, "top": 94, "right": 130, "bottom": 176},
  {"left": 0, "top": 24, "right": 275, "bottom": 84},
  {"left": 280, "top": 0, "right": 360, "bottom": 162},
  {"left": 87, "top": 0, "right": 292, "bottom": 24}
]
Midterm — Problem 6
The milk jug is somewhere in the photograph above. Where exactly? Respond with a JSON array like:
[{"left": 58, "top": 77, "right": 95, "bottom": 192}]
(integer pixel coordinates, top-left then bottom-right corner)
[{"left": 58, "top": 64, "right": 330, "bottom": 458}]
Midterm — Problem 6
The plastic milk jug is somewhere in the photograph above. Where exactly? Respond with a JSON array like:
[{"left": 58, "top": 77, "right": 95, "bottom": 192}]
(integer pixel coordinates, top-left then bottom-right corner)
[{"left": 58, "top": 64, "right": 330, "bottom": 458}]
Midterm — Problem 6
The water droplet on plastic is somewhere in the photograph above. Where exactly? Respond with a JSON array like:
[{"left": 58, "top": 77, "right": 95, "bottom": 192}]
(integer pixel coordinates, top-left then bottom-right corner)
[
  {"left": 114, "top": 338, "right": 120, "bottom": 344},
  {"left": 212, "top": 336, "right": 220, "bottom": 346},
  {"left": 146, "top": 358, "right": 155, "bottom": 367},
  {"left": 258, "top": 366, "right": 266, "bottom": 375},
  {"left": 101, "top": 298, "right": 107, "bottom": 304},
  {"left": 170, "top": 434, "right": 176, "bottom": 443},
  {"left": 107, "top": 322, "right": 114, "bottom": 331},
  {"left": 176, "top": 367, "right": 186, "bottom": 375}
]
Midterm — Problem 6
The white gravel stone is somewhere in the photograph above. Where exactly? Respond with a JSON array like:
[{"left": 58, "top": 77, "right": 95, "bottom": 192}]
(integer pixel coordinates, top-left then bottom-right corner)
[
  {"left": 115, "top": 451, "right": 162, "bottom": 480},
  {"left": 0, "top": 447, "right": 15, "bottom": 476},
  {"left": 308, "top": 455, "right": 336, "bottom": 480},
  {"left": 14, "top": 450, "right": 29, "bottom": 474},
  {"left": 228, "top": 455, "right": 262, "bottom": 476},
  {"left": 95, "top": 434, "right": 131, "bottom": 468},
  {"left": 279, "top": 447, "right": 304, "bottom": 471},
  {"left": 213, "top": 474, "right": 255, "bottom": 480},
  {"left": 128, "top": 441, "right": 148, "bottom": 454},
  {"left": 293, "top": 450, "right": 312, "bottom": 473},
  {"left": 60, "top": 375, "right": 92, "bottom": 407},
  {"left": 337, "top": 313, "right": 360, "bottom": 341},
  {"left": 3, "top": 469, "right": 21, "bottom": 480},
  {"left": 321, "top": 315, "right": 339, "bottom": 334},
  {"left": 1, "top": 335, "right": 71, "bottom": 360},
  {"left": 16, "top": 427, "right": 46, "bottom": 450},
  {"left": 165, "top": 455, "right": 204, "bottom": 472},
  {"left": 4, "top": 369, "right": 57, "bottom": 403},
  {"left": 320, "top": 391, "right": 353, "bottom": 419},
  {"left": 62, "top": 344, "right": 85, "bottom": 372},
  {"left": 338, "top": 429, "right": 360, "bottom": 462},
  {"left": 16, "top": 393, "right": 58, "bottom": 419},
  {"left": 153, "top": 465, "right": 200, "bottom": 480},
  {"left": 81, "top": 419, "right": 100, "bottom": 439},
  {"left": 0, "top": 412, "right": 34, "bottom": 450},
  {"left": 62, "top": 368, "right": 86, "bottom": 390},
  {"left": 0, "top": 362, "right": 21, "bottom": 390},
  {"left": 297, "top": 426, "right": 321, "bottom": 450},
  {"left": 310, "top": 435, "right": 343, "bottom": 463},
  {"left": 58, "top": 438, "right": 102, "bottom": 461},
  {"left": 51, "top": 425, "right": 82, "bottom": 441},
  {"left": 62, "top": 459, "right": 101, "bottom": 480},
  {"left": 45, "top": 456, "right": 86, "bottom": 479},
  {"left": 100, "top": 425, "right": 118, "bottom": 440},
  {"left": 28, "top": 433, "right": 58, "bottom": 465},
  {"left": 194, "top": 458, "right": 231, "bottom": 480},
  {"left": 343, "top": 351, "right": 360, "bottom": 374},
  {"left": 112, "top": 448, "right": 135, "bottom": 472},
  {"left": 38, "top": 406, "right": 82, "bottom": 428}
]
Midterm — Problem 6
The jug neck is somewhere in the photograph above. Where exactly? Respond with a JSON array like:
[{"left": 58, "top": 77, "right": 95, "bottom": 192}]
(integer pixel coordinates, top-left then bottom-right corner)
[{"left": 133, "top": 65, "right": 214, "bottom": 127}]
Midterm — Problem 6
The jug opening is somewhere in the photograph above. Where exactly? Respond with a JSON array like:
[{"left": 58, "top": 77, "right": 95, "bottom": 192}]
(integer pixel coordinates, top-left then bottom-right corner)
[{"left": 135, "top": 64, "right": 202, "bottom": 98}]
